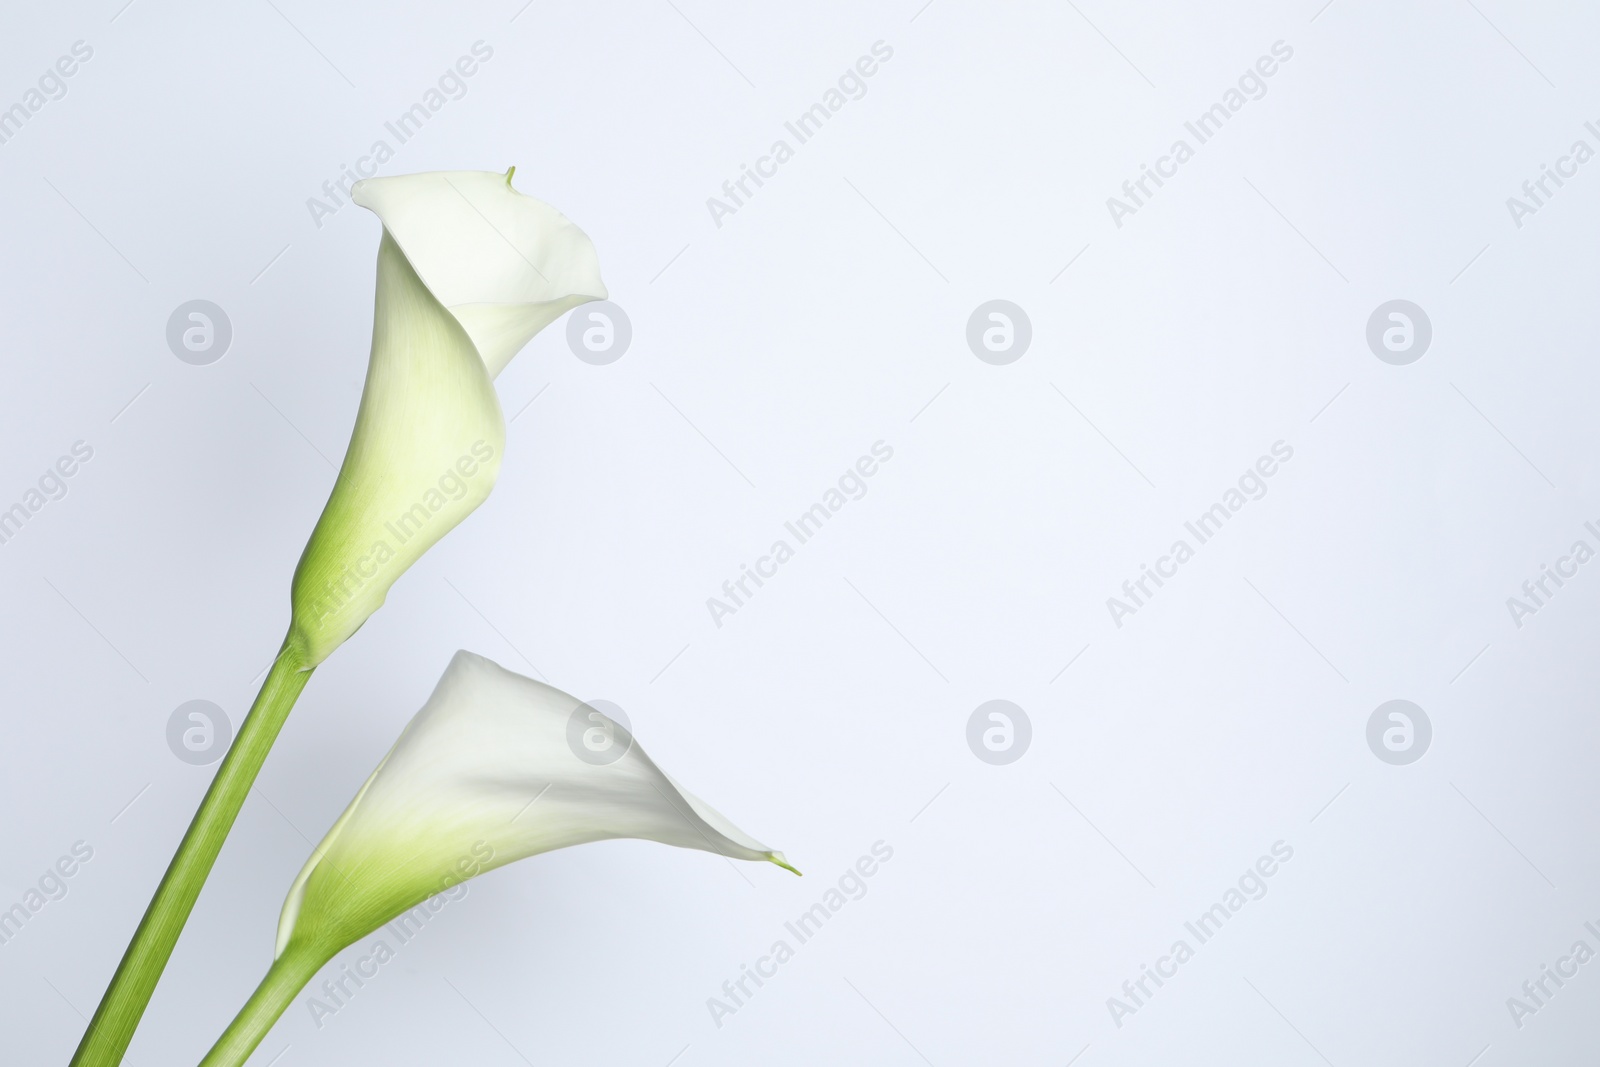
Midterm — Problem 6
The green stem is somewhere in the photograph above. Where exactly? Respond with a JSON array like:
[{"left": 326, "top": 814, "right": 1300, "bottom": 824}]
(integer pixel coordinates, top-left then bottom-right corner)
[
  {"left": 197, "top": 944, "right": 327, "bottom": 1067},
  {"left": 71, "top": 637, "right": 314, "bottom": 1067}
]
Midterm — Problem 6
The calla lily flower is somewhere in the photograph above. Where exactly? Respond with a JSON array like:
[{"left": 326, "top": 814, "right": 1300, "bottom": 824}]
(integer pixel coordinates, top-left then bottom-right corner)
[
  {"left": 198, "top": 651, "right": 793, "bottom": 1066},
  {"left": 74, "top": 171, "right": 606, "bottom": 1067},
  {"left": 292, "top": 169, "right": 608, "bottom": 666}
]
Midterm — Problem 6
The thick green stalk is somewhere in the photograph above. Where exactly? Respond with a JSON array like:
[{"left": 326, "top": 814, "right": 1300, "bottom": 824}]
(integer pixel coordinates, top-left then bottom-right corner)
[
  {"left": 196, "top": 943, "right": 327, "bottom": 1067},
  {"left": 71, "top": 638, "right": 314, "bottom": 1067}
]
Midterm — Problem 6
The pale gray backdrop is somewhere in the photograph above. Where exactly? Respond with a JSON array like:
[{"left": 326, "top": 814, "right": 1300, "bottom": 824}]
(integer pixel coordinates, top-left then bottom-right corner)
[{"left": 3, "top": 1, "right": 1599, "bottom": 1064}]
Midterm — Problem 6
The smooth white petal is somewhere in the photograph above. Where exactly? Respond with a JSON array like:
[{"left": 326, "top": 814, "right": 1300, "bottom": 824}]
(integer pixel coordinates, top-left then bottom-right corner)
[
  {"left": 288, "top": 232, "right": 502, "bottom": 664},
  {"left": 276, "top": 652, "right": 791, "bottom": 958},
  {"left": 351, "top": 170, "right": 607, "bottom": 378},
  {"left": 288, "top": 172, "right": 606, "bottom": 665}
]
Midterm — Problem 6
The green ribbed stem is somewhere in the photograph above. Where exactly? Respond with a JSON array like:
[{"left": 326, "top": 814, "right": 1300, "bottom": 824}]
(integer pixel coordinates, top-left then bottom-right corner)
[
  {"left": 196, "top": 943, "right": 327, "bottom": 1067},
  {"left": 70, "top": 638, "right": 314, "bottom": 1066}
]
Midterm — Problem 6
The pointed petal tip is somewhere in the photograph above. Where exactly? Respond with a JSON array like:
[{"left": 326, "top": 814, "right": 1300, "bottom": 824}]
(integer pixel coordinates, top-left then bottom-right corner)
[{"left": 767, "top": 852, "right": 801, "bottom": 877}]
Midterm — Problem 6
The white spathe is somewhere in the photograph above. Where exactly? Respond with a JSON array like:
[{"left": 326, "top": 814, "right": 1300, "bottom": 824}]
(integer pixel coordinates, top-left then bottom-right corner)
[
  {"left": 288, "top": 171, "right": 606, "bottom": 666},
  {"left": 352, "top": 170, "right": 606, "bottom": 378},
  {"left": 275, "top": 651, "right": 793, "bottom": 960}
]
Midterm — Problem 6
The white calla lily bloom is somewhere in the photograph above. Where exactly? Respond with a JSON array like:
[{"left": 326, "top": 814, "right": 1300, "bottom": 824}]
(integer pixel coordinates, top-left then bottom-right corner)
[
  {"left": 198, "top": 652, "right": 792, "bottom": 1066},
  {"left": 280, "top": 650, "right": 795, "bottom": 956},
  {"left": 290, "top": 170, "right": 607, "bottom": 666}
]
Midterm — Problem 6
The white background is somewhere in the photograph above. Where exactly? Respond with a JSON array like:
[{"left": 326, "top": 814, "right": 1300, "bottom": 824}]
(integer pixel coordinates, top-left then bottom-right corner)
[{"left": 4, "top": 1, "right": 1600, "bottom": 1064}]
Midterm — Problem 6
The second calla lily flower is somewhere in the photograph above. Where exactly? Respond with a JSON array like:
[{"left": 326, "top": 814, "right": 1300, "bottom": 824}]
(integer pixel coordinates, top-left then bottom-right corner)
[{"left": 198, "top": 651, "right": 794, "bottom": 1066}]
